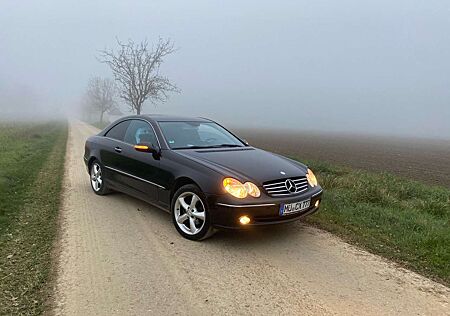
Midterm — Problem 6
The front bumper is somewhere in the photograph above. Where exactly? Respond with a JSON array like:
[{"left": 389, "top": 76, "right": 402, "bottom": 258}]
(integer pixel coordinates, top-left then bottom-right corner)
[{"left": 208, "top": 186, "right": 323, "bottom": 229}]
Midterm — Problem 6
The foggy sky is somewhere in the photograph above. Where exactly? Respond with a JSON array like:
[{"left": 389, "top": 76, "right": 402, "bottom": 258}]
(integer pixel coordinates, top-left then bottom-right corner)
[{"left": 1, "top": 0, "right": 449, "bottom": 138}]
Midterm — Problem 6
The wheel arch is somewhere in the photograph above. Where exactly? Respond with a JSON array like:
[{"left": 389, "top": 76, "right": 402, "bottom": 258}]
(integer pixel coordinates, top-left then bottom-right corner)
[
  {"left": 87, "top": 156, "right": 98, "bottom": 171},
  {"left": 170, "top": 177, "right": 201, "bottom": 202}
]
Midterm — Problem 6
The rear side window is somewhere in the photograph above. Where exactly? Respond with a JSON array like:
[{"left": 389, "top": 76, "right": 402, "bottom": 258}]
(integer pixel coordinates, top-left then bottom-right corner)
[{"left": 105, "top": 120, "right": 131, "bottom": 141}]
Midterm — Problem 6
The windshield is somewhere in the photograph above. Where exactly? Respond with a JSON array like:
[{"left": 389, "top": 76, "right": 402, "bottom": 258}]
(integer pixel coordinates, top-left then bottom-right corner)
[{"left": 158, "top": 121, "right": 245, "bottom": 149}]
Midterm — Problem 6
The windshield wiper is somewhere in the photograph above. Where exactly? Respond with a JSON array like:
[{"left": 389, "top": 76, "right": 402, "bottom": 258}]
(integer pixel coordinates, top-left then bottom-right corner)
[
  {"left": 172, "top": 144, "right": 243, "bottom": 150},
  {"left": 209, "top": 144, "right": 243, "bottom": 148},
  {"left": 172, "top": 145, "right": 210, "bottom": 150}
]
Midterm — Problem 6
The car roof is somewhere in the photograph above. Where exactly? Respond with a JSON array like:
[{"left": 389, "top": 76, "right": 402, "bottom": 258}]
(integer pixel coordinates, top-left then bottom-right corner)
[{"left": 123, "top": 114, "right": 213, "bottom": 123}]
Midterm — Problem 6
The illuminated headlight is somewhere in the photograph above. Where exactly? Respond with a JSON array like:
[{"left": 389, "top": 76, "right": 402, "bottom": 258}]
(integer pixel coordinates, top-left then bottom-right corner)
[
  {"left": 223, "top": 178, "right": 260, "bottom": 198},
  {"left": 306, "top": 168, "right": 318, "bottom": 187},
  {"left": 243, "top": 182, "right": 261, "bottom": 197}
]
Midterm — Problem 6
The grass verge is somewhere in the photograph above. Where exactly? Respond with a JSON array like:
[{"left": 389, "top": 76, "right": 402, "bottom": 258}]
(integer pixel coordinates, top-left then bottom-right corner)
[
  {"left": 300, "top": 158, "right": 450, "bottom": 286},
  {"left": 0, "top": 122, "right": 68, "bottom": 314}
]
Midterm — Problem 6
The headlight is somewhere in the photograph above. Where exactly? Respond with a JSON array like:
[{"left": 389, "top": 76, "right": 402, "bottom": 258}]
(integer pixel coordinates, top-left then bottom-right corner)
[
  {"left": 222, "top": 178, "right": 260, "bottom": 198},
  {"left": 243, "top": 182, "right": 261, "bottom": 197},
  {"left": 306, "top": 168, "right": 318, "bottom": 187},
  {"left": 223, "top": 178, "right": 247, "bottom": 198}
]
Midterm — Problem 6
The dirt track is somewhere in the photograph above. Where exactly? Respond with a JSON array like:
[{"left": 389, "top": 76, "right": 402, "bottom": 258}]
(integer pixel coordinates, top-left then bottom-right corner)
[{"left": 53, "top": 121, "right": 449, "bottom": 315}]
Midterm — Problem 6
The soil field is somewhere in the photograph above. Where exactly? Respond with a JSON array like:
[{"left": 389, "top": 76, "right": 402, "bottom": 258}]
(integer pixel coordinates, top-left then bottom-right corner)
[{"left": 237, "top": 129, "right": 450, "bottom": 188}]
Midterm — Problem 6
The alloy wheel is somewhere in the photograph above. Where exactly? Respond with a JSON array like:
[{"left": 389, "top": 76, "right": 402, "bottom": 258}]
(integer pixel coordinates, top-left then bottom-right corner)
[
  {"left": 90, "top": 163, "right": 103, "bottom": 192},
  {"left": 174, "top": 192, "right": 206, "bottom": 235}
]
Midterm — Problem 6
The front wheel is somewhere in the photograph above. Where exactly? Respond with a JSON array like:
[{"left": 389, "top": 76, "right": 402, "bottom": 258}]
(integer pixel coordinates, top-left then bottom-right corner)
[{"left": 171, "top": 184, "right": 215, "bottom": 240}]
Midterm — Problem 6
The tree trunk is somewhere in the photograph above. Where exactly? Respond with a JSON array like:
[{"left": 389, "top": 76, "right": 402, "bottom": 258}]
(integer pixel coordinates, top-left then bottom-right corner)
[
  {"left": 100, "top": 111, "right": 104, "bottom": 123},
  {"left": 136, "top": 107, "right": 141, "bottom": 115}
]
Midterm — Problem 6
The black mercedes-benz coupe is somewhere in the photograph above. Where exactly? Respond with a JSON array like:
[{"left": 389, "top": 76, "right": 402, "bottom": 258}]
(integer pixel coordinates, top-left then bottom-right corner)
[{"left": 84, "top": 115, "right": 323, "bottom": 240}]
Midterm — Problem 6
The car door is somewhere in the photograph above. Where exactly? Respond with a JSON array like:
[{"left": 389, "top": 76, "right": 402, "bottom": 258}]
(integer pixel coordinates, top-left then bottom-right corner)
[
  {"left": 100, "top": 120, "right": 132, "bottom": 189},
  {"left": 118, "top": 119, "right": 162, "bottom": 203}
]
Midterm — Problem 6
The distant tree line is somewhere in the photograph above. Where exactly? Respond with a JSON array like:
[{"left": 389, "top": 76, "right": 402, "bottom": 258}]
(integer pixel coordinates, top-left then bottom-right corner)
[{"left": 82, "top": 37, "right": 179, "bottom": 123}]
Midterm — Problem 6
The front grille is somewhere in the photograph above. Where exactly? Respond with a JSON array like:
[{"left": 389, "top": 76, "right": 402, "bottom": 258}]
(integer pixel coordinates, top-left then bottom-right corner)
[{"left": 263, "top": 176, "right": 309, "bottom": 197}]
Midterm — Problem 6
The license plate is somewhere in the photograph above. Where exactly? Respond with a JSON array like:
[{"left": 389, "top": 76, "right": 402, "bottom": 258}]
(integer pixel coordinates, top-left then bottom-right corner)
[{"left": 279, "top": 199, "right": 311, "bottom": 216}]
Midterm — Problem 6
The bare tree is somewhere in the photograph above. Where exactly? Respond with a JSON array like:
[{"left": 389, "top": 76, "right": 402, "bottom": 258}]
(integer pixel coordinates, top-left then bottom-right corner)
[
  {"left": 85, "top": 77, "right": 118, "bottom": 123},
  {"left": 99, "top": 38, "right": 179, "bottom": 115}
]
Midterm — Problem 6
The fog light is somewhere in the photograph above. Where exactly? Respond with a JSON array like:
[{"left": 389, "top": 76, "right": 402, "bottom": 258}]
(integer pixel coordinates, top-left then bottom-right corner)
[
  {"left": 314, "top": 200, "right": 320, "bottom": 207},
  {"left": 239, "top": 215, "right": 251, "bottom": 225}
]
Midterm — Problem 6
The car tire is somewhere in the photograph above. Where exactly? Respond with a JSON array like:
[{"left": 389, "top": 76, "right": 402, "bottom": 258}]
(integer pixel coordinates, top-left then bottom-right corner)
[
  {"left": 171, "top": 184, "right": 215, "bottom": 240},
  {"left": 89, "top": 160, "right": 111, "bottom": 195}
]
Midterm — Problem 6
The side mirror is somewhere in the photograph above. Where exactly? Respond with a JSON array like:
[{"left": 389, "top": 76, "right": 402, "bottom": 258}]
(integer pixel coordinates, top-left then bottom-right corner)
[
  {"left": 242, "top": 139, "right": 249, "bottom": 146},
  {"left": 134, "top": 143, "right": 159, "bottom": 155}
]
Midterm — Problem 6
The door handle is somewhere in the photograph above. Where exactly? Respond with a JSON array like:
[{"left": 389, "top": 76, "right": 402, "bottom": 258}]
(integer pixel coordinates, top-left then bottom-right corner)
[{"left": 114, "top": 147, "right": 122, "bottom": 153}]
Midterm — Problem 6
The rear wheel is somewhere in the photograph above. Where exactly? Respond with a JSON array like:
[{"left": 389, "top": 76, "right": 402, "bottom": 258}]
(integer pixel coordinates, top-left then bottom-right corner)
[
  {"left": 171, "top": 184, "right": 215, "bottom": 240},
  {"left": 89, "top": 160, "right": 111, "bottom": 195}
]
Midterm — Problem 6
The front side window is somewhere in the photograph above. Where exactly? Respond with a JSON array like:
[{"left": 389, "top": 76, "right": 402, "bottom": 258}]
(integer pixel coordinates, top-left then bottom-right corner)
[
  {"left": 105, "top": 120, "right": 131, "bottom": 141},
  {"left": 124, "top": 120, "right": 158, "bottom": 147},
  {"left": 158, "top": 121, "right": 244, "bottom": 149}
]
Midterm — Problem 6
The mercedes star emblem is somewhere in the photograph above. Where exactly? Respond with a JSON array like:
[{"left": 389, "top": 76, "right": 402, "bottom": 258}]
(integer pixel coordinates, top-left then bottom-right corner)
[{"left": 285, "top": 179, "right": 297, "bottom": 193}]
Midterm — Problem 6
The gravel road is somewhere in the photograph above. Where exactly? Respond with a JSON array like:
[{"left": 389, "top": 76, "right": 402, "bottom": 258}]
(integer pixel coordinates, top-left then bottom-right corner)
[{"left": 53, "top": 121, "right": 449, "bottom": 315}]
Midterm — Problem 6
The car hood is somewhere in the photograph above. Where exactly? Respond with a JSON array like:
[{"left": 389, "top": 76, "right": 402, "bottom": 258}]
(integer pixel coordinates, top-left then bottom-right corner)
[{"left": 176, "top": 147, "right": 307, "bottom": 184}]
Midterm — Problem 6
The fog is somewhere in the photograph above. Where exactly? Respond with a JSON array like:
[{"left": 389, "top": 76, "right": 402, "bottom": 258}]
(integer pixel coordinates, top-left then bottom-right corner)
[{"left": 1, "top": 0, "right": 449, "bottom": 138}]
